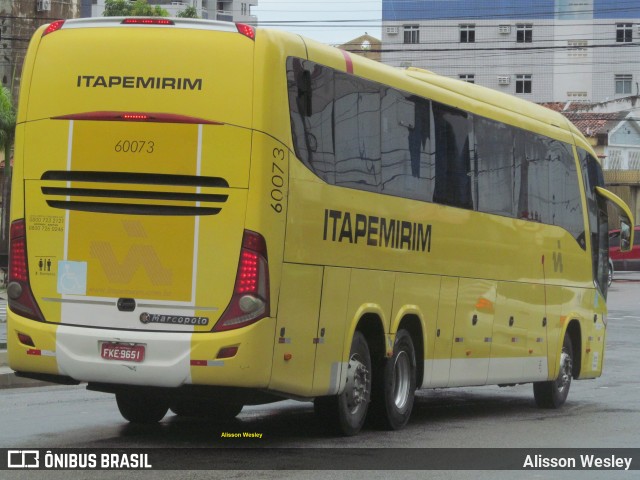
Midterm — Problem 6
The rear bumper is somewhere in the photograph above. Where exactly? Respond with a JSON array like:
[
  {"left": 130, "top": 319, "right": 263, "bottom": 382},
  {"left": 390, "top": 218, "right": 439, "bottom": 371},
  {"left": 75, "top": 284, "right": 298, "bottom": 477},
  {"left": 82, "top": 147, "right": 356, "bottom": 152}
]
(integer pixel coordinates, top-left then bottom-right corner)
[{"left": 7, "top": 312, "right": 275, "bottom": 388}]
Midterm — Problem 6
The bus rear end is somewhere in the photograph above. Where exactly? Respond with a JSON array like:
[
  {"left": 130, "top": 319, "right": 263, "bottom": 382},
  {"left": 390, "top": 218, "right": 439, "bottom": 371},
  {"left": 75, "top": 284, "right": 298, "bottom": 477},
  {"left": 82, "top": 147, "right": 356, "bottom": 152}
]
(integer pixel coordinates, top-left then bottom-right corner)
[{"left": 8, "top": 18, "right": 280, "bottom": 420}]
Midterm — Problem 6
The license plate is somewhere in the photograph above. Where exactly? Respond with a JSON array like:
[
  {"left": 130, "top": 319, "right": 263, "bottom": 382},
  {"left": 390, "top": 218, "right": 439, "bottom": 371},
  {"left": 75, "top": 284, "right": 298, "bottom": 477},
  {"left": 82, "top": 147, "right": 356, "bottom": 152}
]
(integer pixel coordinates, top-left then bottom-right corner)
[{"left": 100, "top": 343, "right": 145, "bottom": 363}]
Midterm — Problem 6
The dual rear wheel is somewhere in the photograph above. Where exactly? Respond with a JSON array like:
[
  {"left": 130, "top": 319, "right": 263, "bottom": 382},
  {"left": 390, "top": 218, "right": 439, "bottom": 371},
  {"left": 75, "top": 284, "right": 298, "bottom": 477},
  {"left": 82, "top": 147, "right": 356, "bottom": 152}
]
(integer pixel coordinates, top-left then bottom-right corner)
[{"left": 314, "top": 329, "right": 417, "bottom": 436}]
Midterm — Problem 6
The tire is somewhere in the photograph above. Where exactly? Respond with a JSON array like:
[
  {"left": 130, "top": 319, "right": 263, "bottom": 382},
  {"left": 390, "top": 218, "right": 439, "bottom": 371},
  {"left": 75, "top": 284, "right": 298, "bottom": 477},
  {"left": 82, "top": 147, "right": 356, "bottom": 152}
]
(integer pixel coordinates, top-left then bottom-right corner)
[
  {"left": 607, "top": 261, "right": 614, "bottom": 287},
  {"left": 170, "top": 400, "right": 243, "bottom": 420},
  {"left": 370, "top": 329, "right": 417, "bottom": 430},
  {"left": 116, "top": 392, "right": 169, "bottom": 424},
  {"left": 314, "top": 331, "right": 372, "bottom": 436},
  {"left": 533, "top": 333, "right": 573, "bottom": 408}
]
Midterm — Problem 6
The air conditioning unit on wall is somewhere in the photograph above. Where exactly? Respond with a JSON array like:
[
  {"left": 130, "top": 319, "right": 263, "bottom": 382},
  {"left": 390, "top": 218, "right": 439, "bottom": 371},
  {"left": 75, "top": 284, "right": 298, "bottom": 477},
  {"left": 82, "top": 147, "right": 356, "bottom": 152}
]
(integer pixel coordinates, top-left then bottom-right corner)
[
  {"left": 498, "top": 76, "right": 511, "bottom": 85},
  {"left": 37, "top": 0, "right": 51, "bottom": 12},
  {"left": 386, "top": 26, "right": 399, "bottom": 35}
]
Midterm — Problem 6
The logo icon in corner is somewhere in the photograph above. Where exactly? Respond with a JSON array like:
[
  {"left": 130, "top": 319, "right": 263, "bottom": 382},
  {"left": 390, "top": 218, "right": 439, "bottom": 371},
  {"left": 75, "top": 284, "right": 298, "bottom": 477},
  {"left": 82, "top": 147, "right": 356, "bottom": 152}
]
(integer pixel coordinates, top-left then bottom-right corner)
[
  {"left": 8, "top": 450, "right": 40, "bottom": 469},
  {"left": 139, "top": 312, "right": 209, "bottom": 326}
]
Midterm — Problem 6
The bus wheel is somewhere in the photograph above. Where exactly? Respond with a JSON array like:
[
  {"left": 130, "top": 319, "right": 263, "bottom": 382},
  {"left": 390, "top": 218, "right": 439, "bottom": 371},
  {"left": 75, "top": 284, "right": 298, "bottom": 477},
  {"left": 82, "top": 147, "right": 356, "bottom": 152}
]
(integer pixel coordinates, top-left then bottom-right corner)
[
  {"left": 170, "top": 400, "right": 243, "bottom": 420},
  {"left": 370, "top": 329, "right": 416, "bottom": 430},
  {"left": 116, "top": 392, "right": 169, "bottom": 424},
  {"left": 533, "top": 333, "right": 573, "bottom": 408},
  {"left": 314, "top": 331, "right": 372, "bottom": 436}
]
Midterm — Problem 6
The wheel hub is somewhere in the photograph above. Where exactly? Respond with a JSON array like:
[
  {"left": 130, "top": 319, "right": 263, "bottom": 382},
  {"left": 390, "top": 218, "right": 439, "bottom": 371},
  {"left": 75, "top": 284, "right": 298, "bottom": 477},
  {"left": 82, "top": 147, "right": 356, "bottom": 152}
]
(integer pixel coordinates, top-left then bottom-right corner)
[
  {"left": 345, "top": 354, "right": 370, "bottom": 412},
  {"left": 556, "top": 351, "right": 572, "bottom": 393},
  {"left": 393, "top": 351, "right": 411, "bottom": 409}
]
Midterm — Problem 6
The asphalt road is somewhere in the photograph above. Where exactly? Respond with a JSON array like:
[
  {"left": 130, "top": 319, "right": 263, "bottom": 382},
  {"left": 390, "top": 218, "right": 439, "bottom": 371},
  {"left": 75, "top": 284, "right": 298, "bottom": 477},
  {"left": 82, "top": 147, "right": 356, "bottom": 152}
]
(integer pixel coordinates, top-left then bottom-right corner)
[{"left": 1, "top": 274, "right": 639, "bottom": 479}]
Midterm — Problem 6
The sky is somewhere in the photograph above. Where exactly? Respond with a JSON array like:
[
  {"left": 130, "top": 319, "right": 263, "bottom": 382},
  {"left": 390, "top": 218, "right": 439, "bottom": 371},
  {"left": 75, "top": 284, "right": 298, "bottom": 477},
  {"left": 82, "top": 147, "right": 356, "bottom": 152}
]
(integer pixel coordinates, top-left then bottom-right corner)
[{"left": 252, "top": 0, "right": 382, "bottom": 45}]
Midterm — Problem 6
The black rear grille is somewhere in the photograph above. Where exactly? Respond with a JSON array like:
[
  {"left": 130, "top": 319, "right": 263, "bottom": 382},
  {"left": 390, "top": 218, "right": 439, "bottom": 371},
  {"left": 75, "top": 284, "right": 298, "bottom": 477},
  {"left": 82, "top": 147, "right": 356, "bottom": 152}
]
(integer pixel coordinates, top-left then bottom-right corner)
[
  {"left": 41, "top": 171, "right": 229, "bottom": 216},
  {"left": 41, "top": 171, "right": 229, "bottom": 188}
]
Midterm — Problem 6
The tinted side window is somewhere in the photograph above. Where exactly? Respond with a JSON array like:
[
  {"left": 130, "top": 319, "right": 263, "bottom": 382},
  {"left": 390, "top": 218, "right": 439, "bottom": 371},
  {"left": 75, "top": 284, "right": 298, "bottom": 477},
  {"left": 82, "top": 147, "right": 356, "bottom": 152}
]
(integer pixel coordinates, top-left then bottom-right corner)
[
  {"left": 547, "top": 139, "right": 584, "bottom": 245},
  {"left": 474, "top": 116, "right": 516, "bottom": 217},
  {"left": 381, "top": 90, "right": 434, "bottom": 202},
  {"left": 287, "top": 58, "right": 335, "bottom": 184},
  {"left": 518, "top": 131, "right": 550, "bottom": 223},
  {"left": 286, "top": 56, "right": 585, "bottom": 244},
  {"left": 433, "top": 102, "right": 472, "bottom": 209},
  {"left": 579, "top": 148, "right": 609, "bottom": 293},
  {"left": 334, "top": 73, "right": 381, "bottom": 192}
]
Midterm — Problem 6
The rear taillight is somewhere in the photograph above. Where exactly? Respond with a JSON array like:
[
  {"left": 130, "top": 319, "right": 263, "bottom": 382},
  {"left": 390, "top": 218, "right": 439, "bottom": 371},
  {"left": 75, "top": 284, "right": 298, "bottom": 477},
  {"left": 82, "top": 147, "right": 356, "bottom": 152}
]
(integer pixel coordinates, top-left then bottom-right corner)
[
  {"left": 236, "top": 23, "right": 256, "bottom": 40},
  {"left": 214, "top": 230, "right": 269, "bottom": 332},
  {"left": 42, "top": 20, "right": 65, "bottom": 37},
  {"left": 121, "top": 18, "right": 174, "bottom": 26},
  {"left": 52, "top": 111, "right": 223, "bottom": 125},
  {"left": 8, "top": 219, "right": 45, "bottom": 321}
]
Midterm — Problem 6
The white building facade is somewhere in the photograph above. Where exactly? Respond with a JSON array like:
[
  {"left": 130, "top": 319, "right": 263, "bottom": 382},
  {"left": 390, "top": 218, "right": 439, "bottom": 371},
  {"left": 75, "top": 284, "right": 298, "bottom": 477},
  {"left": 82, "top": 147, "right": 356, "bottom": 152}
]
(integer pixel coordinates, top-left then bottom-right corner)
[{"left": 381, "top": 0, "right": 640, "bottom": 103}]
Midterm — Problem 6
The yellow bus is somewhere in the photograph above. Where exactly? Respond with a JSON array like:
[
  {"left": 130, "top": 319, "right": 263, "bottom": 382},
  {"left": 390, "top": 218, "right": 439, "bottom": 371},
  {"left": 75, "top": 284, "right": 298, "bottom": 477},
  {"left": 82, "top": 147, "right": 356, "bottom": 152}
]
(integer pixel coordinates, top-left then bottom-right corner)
[{"left": 8, "top": 17, "right": 634, "bottom": 436}]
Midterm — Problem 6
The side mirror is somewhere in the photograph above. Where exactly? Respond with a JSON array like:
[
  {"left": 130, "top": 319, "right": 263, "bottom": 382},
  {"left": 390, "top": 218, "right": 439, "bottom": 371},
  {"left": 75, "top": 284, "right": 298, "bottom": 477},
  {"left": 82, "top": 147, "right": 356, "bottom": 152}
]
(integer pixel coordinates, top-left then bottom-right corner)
[
  {"left": 620, "top": 218, "right": 633, "bottom": 252},
  {"left": 596, "top": 187, "right": 635, "bottom": 253}
]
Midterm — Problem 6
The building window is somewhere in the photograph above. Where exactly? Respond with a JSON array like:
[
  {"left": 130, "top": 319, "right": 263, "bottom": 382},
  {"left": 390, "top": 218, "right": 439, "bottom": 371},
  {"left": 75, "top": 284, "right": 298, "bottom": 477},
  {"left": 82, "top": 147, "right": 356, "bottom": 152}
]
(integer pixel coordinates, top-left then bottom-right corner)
[
  {"left": 516, "top": 24, "right": 533, "bottom": 43},
  {"left": 615, "top": 74, "right": 632, "bottom": 95},
  {"left": 567, "top": 91, "right": 588, "bottom": 101},
  {"left": 460, "top": 24, "right": 475, "bottom": 43},
  {"left": 404, "top": 25, "right": 419, "bottom": 44},
  {"left": 568, "top": 40, "right": 588, "bottom": 57},
  {"left": 459, "top": 74, "right": 475, "bottom": 83},
  {"left": 516, "top": 74, "right": 532, "bottom": 94},
  {"left": 616, "top": 23, "right": 633, "bottom": 43}
]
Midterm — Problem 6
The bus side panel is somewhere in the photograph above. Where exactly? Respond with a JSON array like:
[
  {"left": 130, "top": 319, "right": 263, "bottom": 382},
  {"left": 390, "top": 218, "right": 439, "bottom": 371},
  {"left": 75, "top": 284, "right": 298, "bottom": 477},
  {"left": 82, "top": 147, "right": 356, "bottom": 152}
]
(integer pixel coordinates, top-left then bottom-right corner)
[
  {"left": 269, "top": 263, "right": 323, "bottom": 396},
  {"left": 311, "top": 267, "right": 350, "bottom": 396},
  {"left": 576, "top": 289, "right": 607, "bottom": 379},
  {"left": 522, "top": 284, "right": 549, "bottom": 381},
  {"left": 424, "top": 276, "right": 458, "bottom": 388},
  {"left": 390, "top": 273, "right": 439, "bottom": 335},
  {"left": 545, "top": 285, "right": 576, "bottom": 380},
  {"left": 390, "top": 273, "right": 440, "bottom": 385},
  {"left": 488, "top": 282, "right": 547, "bottom": 384},
  {"left": 448, "top": 278, "right": 496, "bottom": 387},
  {"left": 346, "top": 269, "right": 395, "bottom": 339},
  {"left": 243, "top": 132, "right": 290, "bottom": 320}
]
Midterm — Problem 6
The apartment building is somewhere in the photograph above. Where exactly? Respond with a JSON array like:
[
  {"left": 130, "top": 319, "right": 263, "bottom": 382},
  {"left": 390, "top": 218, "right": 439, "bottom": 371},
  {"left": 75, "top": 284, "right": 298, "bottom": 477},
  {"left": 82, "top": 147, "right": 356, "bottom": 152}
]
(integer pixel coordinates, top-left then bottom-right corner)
[{"left": 381, "top": 0, "right": 640, "bottom": 103}]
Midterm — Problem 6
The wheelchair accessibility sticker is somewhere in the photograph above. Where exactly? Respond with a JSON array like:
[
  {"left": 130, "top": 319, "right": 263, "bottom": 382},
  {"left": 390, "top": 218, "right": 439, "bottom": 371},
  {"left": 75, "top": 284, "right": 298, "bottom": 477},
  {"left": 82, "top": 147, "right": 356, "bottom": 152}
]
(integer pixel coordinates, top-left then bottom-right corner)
[{"left": 57, "top": 261, "right": 87, "bottom": 295}]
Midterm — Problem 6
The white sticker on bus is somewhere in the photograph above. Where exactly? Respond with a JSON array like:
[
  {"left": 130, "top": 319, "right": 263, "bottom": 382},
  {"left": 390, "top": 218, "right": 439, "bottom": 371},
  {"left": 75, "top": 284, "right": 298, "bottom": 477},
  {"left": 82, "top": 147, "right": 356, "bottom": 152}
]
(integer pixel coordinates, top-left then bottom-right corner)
[{"left": 57, "top": 261, "right": 88, "bottom": 295}]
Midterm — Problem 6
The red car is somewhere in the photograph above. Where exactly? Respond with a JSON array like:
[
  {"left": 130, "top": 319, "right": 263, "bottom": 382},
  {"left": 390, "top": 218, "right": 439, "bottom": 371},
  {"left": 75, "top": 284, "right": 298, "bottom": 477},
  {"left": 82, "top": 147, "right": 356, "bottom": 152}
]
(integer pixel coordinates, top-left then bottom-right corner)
[{"left": 609, "top": 226, "right": 640, "bottom": 271}]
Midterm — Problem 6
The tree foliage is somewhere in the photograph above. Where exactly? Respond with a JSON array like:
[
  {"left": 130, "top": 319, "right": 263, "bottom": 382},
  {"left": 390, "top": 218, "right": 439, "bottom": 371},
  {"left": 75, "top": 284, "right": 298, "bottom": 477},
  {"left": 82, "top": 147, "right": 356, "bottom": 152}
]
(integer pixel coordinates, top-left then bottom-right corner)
[
  {"left": 0, "top": 87, "right": 15, "bottom": 161},
  {"left": 103, "top": 0, "right": 169, "bottom": 17},
  {"left": 0, "top": 86, "right": 15, "bottom": 253},
  {"left": 177, "top": 6, "right": 199, "bottom": 18}
]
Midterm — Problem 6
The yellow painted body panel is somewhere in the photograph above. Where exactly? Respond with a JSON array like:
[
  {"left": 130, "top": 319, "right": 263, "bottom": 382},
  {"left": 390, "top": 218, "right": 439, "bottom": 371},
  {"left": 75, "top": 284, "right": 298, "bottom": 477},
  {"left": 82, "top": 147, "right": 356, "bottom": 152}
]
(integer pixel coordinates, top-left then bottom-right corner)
[
  {"left": 312, "top": 267, "right": 350, "bottom": 395},
  {"left": 188, "top": 318, "right": 276, "bottom": 388},
  {"left": 7, "top": 314, "right": 58, "bottom": 375},
  {"left": 26, "top": 28, "right": 253, "bottom": 127},
  {"left": 427, "top": 277, "right": 458, "bottom": 387},
  {"left": 269, "top": 263, "right": 323, "bottom": 396},
  {"left": 449, "top": 279, "right": 496, "bottom": 386}
]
